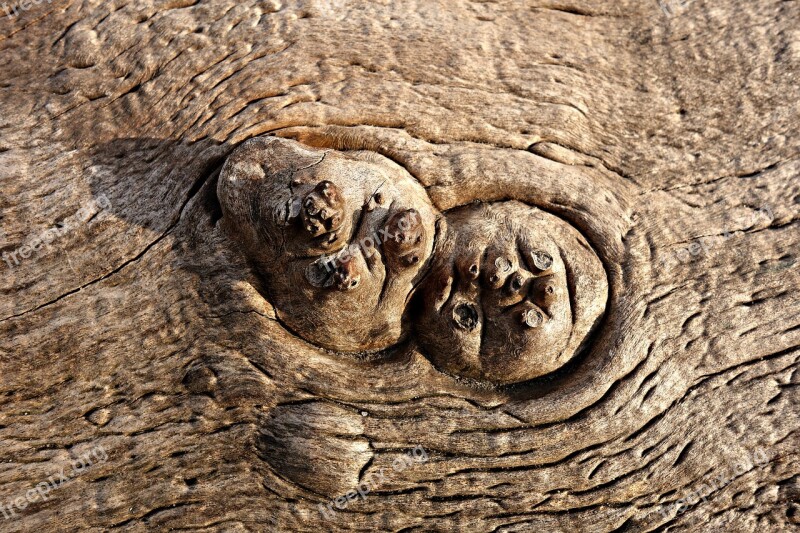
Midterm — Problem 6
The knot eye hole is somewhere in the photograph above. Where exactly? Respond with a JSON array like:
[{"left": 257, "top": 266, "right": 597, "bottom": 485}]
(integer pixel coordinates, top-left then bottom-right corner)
[
  {"left": 521, "top": 308, "right": 544, "bottom": 328},
  {"left": 530, "top": 250, "right": 553, "bottom": 272},
  {"left": 453, "top": 303, "right": 479, "bottom": 331},
  {"left": 507, "top": 273, "right": 525, "bottom": 295},
  {"left": 494, "top": 256, "right": 512, "bottom": 273}
]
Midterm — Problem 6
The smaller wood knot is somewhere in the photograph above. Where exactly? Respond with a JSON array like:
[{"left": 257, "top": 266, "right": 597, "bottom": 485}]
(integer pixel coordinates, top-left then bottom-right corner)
[{"left": 415, "top": 201, "right": 608, "bottom": 384}]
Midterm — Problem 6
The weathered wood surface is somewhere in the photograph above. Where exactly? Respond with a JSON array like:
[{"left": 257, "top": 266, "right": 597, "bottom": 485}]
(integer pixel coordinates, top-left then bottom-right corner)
[{"left": 0, "top": 0, "right": 798, "bottom": 531}]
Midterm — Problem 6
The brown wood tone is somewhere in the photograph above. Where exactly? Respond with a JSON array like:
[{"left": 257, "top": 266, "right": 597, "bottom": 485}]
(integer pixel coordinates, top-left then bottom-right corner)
[{"left": 0, "top": 0, "right": 797, "bottom": 531}]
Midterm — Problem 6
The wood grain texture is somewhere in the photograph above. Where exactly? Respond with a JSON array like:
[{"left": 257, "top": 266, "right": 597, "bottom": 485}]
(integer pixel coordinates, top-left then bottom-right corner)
[{"left": 0, "top": 0, "right": 798, "bottom": 531}]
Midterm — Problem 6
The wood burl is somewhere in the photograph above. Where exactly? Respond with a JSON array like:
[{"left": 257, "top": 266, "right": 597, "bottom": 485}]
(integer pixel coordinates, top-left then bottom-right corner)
[{"left": 217, "top": 137, "right": 438, "bottom": 353}]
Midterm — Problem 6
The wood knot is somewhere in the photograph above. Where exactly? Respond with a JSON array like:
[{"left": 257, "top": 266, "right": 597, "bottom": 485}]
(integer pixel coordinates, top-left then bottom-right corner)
[
  {"left": 217, "top": 138, "right": 608, "bottom": 384},
  {"left": 256, "top": 402, "right": 371, "bottom": 497},
  {"left": 415, "top": 201, "right": 608, "bottom": 384}
]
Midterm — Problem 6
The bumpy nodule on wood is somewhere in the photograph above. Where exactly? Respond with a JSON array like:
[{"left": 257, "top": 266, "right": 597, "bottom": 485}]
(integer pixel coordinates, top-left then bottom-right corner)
[
  {"left": 415, "top": 202, "right": 608, "bottom": 384},
  {"left": 219, "top": 137, "right": 607, "bottom": 385},
  {"left": 217, "top": 137, "right": 438, "bottom": 353}
]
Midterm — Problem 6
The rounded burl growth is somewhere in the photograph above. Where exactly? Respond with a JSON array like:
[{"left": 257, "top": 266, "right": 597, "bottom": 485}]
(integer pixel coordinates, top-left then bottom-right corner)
[
  {"left": 217, "top": 136, "right": 438, "bottom": 353},
  {"left": 415, "top": 201, "right": 608, "bottom": 384}
]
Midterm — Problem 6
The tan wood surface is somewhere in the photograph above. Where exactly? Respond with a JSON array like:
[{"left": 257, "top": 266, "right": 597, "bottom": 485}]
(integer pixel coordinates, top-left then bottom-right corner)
[{"left": 1, "top": 0, "right": 798, "bottom": 531}]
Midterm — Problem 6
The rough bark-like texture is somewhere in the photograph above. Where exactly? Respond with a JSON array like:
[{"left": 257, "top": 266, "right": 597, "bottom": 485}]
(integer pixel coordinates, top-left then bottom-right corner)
[{"left": 0, "top": 0, "right": 798, "bottom": 532}]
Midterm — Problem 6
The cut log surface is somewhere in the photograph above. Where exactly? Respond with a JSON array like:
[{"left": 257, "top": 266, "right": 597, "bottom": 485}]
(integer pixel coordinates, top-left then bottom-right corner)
[{"left": 0, "top": 0, "right": 798, "bottom": 531}]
